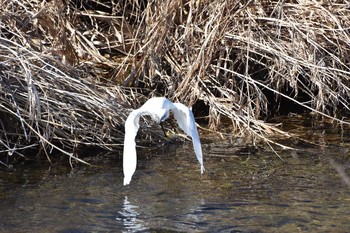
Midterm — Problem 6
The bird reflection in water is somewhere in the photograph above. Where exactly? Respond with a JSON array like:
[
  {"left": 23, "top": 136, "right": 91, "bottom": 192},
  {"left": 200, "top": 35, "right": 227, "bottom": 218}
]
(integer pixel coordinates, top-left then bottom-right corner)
[{"left": 116, "top": 196, "right": 146, "bottom": 232}]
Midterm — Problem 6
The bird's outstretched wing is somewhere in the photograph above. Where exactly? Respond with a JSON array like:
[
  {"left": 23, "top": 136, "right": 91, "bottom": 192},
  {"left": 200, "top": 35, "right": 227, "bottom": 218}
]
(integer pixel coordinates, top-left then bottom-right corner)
[
  {"left": 172, "top": 103, "right": 205, "bottom": 173},
  {"left": 123, "top": 97, "right": 170, "bottom": 185},
  {"left": 123, "top": 109, "right": 142, "bottom": 185}
]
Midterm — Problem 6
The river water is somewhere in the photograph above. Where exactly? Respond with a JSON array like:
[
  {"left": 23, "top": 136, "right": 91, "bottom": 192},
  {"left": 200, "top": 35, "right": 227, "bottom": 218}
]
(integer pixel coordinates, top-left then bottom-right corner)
[{"left": 1, "top": 119, "right": 350, "bottom": 232}]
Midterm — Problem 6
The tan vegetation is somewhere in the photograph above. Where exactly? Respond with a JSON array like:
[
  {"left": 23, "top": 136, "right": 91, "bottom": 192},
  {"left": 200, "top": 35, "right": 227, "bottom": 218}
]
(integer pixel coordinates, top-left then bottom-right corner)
[{"left": 1, "top": 0, "right": 350, "bottom": 165}]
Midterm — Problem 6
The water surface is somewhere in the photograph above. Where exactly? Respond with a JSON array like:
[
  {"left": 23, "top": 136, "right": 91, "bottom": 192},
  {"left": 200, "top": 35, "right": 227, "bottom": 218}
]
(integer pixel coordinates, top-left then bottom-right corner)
[{"left": 1, "top": 127, "right": 350, "bottom": 232}]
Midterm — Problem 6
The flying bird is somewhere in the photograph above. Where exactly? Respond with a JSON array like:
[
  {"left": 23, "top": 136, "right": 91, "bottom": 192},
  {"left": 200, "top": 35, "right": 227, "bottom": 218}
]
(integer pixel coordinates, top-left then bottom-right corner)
[{"left": 123, "top": 97, "right": 205, "bottom": 185}]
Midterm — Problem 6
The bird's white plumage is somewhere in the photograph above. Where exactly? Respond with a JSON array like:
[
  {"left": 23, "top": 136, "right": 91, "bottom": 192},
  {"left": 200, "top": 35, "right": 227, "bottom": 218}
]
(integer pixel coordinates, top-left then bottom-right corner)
[{"left": 123, "top": 97, "right": 204, "bottom": 185}]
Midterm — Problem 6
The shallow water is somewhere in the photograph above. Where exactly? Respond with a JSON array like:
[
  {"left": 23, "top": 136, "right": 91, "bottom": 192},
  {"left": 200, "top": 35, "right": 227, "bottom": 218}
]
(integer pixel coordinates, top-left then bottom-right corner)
[{"left": 1, "top": 128, "right": 350, "bottom": 232}]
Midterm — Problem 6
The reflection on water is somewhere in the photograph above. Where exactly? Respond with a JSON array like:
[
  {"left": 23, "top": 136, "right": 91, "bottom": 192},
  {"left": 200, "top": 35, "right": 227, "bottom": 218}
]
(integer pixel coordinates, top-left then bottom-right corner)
[
  {"left": 116, "top": 196, "right": 145, "bottom": 232},
  {"left": 1, "top": 129, "right": 350, "bottom": 232}
]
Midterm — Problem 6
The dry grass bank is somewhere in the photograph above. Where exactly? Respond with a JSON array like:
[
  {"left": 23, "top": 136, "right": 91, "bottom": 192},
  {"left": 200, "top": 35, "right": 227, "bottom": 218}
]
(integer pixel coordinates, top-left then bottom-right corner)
[{"left": 1, "top": 0, "right": 350, "bottom": 165}]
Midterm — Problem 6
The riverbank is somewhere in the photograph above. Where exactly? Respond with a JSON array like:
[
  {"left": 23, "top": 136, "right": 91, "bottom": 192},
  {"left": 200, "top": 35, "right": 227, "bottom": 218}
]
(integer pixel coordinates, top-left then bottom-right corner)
[{"left": 1, "top": 0, "right": 350, "bottom": 164}]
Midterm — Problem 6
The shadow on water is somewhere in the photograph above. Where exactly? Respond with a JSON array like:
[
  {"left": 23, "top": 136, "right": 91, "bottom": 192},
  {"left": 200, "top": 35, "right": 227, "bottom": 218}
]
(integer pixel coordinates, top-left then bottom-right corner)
[{"left": 1, "top": 117, "right": 350, "bottom": 232}]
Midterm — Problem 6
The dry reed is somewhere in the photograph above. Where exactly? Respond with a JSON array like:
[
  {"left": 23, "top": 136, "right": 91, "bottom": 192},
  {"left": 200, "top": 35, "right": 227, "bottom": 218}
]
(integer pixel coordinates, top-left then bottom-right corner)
[{"left": 1, "top": 0, "right": 350, "bottom": 165}]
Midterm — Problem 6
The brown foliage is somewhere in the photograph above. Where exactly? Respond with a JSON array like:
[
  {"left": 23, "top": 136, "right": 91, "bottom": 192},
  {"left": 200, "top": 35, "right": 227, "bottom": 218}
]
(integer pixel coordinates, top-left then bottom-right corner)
[{"left": 1, "top": 0, "right": 350, "bottom": 164}]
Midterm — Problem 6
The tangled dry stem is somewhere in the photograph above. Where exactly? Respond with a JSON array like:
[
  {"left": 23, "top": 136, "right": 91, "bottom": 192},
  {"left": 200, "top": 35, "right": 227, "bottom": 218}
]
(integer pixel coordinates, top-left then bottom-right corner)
[{"left": 1, "top": 0, "right": 350, "bottom": 164}]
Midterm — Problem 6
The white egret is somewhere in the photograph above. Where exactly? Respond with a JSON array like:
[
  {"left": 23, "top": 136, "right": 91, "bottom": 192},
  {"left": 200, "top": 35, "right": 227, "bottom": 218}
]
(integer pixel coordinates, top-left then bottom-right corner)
[{"left": 123, "top": 97, "right": 205, "bottom": 185}]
